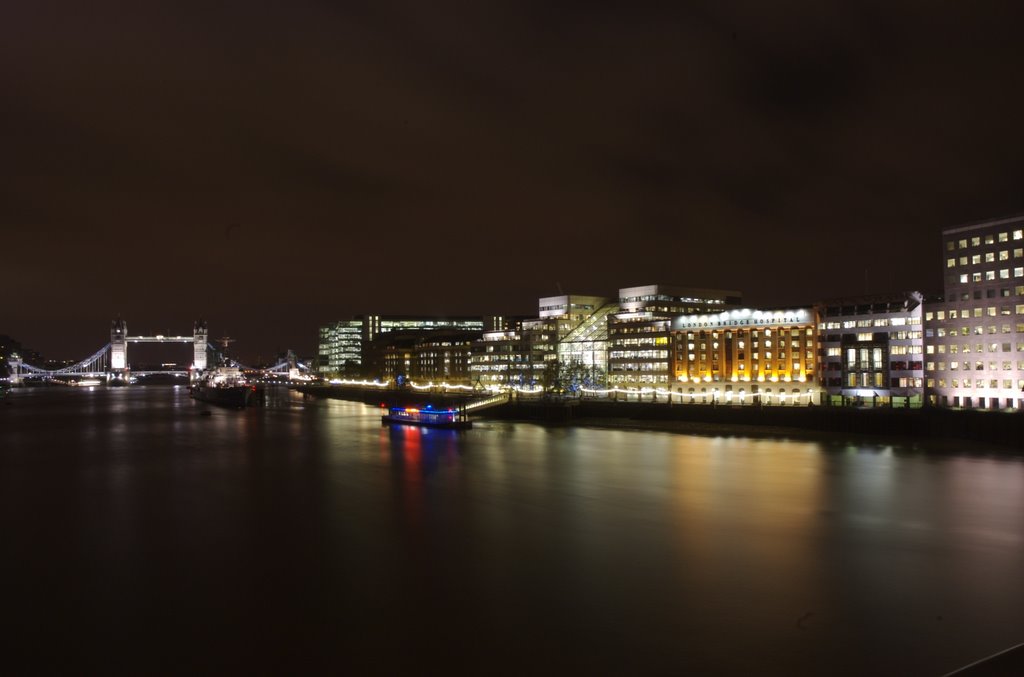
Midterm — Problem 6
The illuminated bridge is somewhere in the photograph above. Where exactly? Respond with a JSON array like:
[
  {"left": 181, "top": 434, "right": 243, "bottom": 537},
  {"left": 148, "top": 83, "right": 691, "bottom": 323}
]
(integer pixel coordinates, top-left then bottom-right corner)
[{"left": 8, "top": 319, "right": 312, "bottom": 384}]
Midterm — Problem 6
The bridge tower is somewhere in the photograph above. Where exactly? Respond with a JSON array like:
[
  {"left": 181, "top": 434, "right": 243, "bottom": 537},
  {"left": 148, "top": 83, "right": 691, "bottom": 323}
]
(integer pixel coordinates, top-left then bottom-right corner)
[
  {"left": 110, "top": 318, "right": 128, "bottom": 381},
  {"left": 193, "top": 319, "right": 208, "bottom": 373},
  {"left": 286, "top": 349, "right": 300, "bottom": 380},
  {"left": 8, "top": 353, "right": 22, "bottom": 385}
]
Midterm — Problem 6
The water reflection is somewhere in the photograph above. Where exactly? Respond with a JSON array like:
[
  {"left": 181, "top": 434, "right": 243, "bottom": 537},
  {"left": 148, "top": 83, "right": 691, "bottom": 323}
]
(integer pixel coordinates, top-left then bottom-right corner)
[
  {"left": 1, "top": 387, "right": 1023, "bottom": 675},
  {"left": 381, "top": 425, "right": 463, "bottom": 479}
]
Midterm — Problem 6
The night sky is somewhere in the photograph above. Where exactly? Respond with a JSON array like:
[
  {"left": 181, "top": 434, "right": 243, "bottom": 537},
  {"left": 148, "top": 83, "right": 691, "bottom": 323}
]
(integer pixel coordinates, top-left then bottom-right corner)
[{"left": 5, "top": 2, "right": 1024, "bottom": 362}]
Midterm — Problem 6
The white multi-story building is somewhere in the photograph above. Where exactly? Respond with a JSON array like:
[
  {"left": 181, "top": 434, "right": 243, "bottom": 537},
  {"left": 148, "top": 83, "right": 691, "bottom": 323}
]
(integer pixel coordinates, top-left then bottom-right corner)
[{"left": 924, "top": 216, "right": 1024, "bottom": 409}]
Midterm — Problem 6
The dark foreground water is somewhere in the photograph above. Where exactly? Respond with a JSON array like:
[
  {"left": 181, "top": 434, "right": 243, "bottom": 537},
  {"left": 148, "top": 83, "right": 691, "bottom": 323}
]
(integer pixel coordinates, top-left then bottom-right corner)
[{"left": 1, "top": 387, "right": 1022, "bottom": 675}]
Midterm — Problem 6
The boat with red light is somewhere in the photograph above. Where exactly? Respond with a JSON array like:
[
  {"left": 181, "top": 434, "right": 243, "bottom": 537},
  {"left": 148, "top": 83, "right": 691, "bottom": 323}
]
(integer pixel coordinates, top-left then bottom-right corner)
[{"left": 381, "top": 405, "right": 472, "bottom": 430}]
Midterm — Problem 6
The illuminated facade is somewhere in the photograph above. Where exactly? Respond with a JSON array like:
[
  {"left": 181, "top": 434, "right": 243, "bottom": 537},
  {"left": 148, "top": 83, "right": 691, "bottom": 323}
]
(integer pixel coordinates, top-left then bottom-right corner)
[
  {"left": 110, "top": 318, "right": 127, "bottom": 372},
  {"left": 466, "top": 294, "right": 612, "bottom": 388},
  {"left": 924, "top": 216, "right": 1024, "bottom": 409},
  {"left": 469, "top": 329, "right": 532, "bottom": 387},
  {"left": 816, "top": 293, "right": 924, "bottom": 406},
  {"left": 527, "top": 294, "right": 611, "bottom": 386},
  {"left": 378, "top": 331, "right": 480, "bottom": 385},
  {"left": 608, "top": 285, "right": 742, "bottom": 387},
  {"left": 318, "top": 319, "right": 363, "bottom": 375},
  {"left": 318, "top": 315, "right": 491, "bottom": 376},
  {"left": 670, "top": 308, "right": 819, "bottom": 404},
  {"left": 193, "top": 319, "right": 208, "bottom": 371}
]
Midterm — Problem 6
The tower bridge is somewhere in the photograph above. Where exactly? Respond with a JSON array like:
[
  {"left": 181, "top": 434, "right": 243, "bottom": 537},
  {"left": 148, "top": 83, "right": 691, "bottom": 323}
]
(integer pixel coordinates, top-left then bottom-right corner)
[{"left": 8, "top": 319, "right": 311, "bottom": 385}]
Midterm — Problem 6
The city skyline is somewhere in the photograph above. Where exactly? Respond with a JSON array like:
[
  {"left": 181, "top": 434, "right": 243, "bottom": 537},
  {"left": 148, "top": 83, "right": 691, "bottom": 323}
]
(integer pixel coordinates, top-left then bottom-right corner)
[{"left": 4, "top": 2, "right": 1024, "bottom": 360}]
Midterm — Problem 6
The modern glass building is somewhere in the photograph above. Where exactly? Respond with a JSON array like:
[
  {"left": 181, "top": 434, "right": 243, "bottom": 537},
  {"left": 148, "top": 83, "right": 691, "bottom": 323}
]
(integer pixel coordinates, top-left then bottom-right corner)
[
  {"left": 608, "top": 285, "right": 742, "bottom": 387},
  {"left": 318, "top": 315, "right": 492, "bottom": 377}
]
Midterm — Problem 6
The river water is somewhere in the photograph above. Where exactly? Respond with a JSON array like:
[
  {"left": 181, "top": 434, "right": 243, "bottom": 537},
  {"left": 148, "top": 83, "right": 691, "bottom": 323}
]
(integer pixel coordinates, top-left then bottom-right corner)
[{"left": 1, "top": 386, "right": 1022, "bottom": 675}]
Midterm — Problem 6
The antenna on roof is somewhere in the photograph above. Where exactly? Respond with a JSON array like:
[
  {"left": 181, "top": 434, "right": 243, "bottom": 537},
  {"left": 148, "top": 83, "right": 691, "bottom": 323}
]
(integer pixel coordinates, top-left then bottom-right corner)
[{"left": 556, "top": 281, "right": 564, "bottom": 294}]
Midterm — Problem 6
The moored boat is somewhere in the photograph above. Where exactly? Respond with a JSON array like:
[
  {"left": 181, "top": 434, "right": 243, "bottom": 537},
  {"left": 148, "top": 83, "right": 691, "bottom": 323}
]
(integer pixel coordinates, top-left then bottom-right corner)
[
  {"left": 381, "top": 405, "right": 472, "bottom": 430},
  {"left": 190, "top": 367, "right": 258, "bottom": 408}
]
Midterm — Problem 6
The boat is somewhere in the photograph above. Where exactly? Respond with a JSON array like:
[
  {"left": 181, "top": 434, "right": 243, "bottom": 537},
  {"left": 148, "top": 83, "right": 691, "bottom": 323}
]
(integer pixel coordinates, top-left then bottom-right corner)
[
  {"left": 190, "top": 367, "right": 258, "bottom": 408},
  {"left": 381, "top": 405, "right": 472, "bottom": 430}
]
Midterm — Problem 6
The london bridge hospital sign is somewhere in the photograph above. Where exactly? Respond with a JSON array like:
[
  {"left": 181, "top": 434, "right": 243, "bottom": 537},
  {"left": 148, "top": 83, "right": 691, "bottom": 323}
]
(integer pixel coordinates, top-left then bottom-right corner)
[{"left": 671, "top": 308, "right": 813, "bottom": 331}]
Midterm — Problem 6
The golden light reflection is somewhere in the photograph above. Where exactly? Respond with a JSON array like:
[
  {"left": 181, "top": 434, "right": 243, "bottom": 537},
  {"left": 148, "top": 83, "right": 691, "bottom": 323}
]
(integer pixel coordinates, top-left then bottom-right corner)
[{"left": 669, "top": 437, "right": 827, "bottom": 583}]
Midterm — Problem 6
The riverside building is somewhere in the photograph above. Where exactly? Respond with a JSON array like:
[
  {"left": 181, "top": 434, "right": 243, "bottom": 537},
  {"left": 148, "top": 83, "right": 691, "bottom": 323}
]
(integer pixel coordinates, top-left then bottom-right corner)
[
  {"left": 607, "top": 285, "right": 742, "bottom": 388},
  {"left": 816, "top": 292, "right": 925, "bottom": 407},
  {"left": 924, "top": 215, "right": 1024, "bottom": 409},
  {"left": 376, "top": 330, "right": 481, "bottom": 385},
  {"left": 524, "top": 294, "right": 611, "bottom": 387},
  {"left": 469, "top": 294, "right": 612, "bottom": 388},
  {"left": 468, "top": 328, "right": 532, "bottom": 387},
  {"left": 669, "top": 308, "right": 819, "bottom": 405},
  {"left": 318, "top": 315, "right": 494, "bottom": 377}
]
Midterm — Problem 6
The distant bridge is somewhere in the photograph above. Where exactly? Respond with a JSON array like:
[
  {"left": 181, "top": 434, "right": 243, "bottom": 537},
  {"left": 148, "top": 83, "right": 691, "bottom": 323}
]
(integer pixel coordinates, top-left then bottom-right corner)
[{"left": 8, "top": 318, "right": 311, "bottom": 384}]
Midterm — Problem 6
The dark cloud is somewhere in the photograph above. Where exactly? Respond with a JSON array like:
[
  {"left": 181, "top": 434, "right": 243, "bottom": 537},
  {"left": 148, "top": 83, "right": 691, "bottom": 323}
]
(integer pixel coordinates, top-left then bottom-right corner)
[{"left": 3, "top": 1, "right": 1024, "bottom": 360}]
